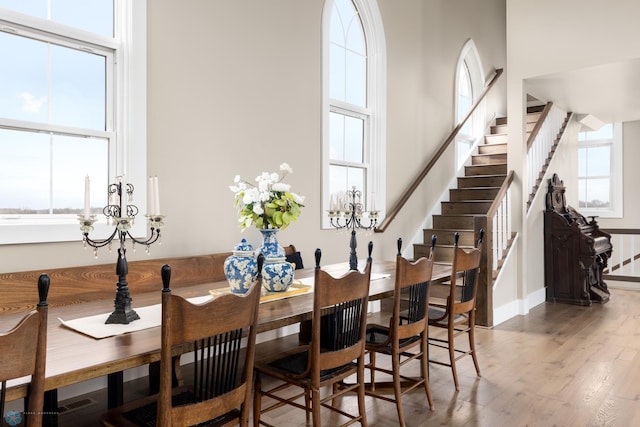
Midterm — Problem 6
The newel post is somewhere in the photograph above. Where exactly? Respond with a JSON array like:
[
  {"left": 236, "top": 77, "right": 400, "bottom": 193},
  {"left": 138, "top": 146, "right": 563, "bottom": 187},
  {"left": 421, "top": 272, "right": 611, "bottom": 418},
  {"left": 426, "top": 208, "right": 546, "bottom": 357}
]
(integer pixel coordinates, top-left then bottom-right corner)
[{"left": 474, "top": 215, "right": 493, "bottom": 327}]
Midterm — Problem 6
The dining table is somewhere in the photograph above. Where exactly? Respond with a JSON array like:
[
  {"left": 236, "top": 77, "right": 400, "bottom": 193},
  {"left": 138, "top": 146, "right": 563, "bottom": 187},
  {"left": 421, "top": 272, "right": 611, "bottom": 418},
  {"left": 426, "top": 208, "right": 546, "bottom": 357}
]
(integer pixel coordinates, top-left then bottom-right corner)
[{"left": 0, "top": 258, "right": 452, "bottom": 421}]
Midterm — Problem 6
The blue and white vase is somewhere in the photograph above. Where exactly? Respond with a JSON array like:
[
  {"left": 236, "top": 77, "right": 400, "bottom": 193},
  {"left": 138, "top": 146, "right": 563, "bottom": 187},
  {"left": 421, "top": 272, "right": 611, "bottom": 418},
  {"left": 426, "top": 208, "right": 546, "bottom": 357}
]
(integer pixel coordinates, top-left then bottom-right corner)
[
  {"left": 258, "top": 228, "right": 285, "bottom": 258},
  {"left": 258, "top": 228, "right": 294, "bottom": 292},
  {"left": 262, "top": 256, "right": 295, "bottom": 292},
  {"left": 224, "top": 238, "right": 258, "bottom": 294}
]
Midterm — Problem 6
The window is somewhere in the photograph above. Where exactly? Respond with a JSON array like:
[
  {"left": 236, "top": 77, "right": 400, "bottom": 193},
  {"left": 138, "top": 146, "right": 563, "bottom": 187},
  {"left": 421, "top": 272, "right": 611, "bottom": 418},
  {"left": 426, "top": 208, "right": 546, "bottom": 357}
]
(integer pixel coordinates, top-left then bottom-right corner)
[
  {"left": 0, "top": 1, "right": 147, "bottom": 244},
  {"left": 322, "top": 0, "right": 385, "bottom": 227},
  {"left": 578, "top": 123, "right": 623, "bottom": 217},
  {"left": 455, "top": 40, "right": 484, "bottom": 169}
]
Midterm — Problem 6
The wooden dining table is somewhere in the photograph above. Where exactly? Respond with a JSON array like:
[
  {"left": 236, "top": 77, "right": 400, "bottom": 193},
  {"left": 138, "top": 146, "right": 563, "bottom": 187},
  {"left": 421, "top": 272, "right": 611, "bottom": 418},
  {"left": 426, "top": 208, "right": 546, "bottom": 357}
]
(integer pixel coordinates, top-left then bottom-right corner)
[{"left": 1, "top": 259, "right": 451, "bottom": 418}]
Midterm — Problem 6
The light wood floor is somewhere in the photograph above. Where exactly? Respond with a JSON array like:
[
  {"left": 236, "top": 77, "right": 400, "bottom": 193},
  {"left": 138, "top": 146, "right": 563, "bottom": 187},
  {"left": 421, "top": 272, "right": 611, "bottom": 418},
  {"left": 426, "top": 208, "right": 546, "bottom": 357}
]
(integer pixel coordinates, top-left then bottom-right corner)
[{"left": 59, "top": 288, "right": 640, "bottom": 426}]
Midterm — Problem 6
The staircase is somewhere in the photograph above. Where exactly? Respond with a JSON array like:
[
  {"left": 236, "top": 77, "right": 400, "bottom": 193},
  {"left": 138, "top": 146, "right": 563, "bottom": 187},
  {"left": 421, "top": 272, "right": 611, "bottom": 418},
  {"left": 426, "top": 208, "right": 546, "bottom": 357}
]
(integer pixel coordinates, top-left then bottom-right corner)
[{"left": 413, "top": 108, "right": 542, "bottom": 267}]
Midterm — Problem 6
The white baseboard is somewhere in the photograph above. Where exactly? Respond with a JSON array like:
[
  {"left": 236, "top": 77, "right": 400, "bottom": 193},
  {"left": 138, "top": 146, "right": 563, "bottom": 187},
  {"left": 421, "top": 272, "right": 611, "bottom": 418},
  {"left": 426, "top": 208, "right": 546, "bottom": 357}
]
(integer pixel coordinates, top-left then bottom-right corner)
[{"left": 492, "top": 286, "right": 546, "bottom": 327}]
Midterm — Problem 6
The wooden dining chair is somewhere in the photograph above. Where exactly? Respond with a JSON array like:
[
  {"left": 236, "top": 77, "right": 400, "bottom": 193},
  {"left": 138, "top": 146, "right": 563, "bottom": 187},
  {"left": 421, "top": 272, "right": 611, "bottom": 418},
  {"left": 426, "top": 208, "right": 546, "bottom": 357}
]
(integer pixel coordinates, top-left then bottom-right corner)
[
  {"left": 253, "top": 244, "right": 373, "bottom": 427},
  {"left": 364, "top": 236, "right": 436, "bottom": 426},
  {"left": 284, "top": 244, "right": 304, "bottom": 270},
  {"left": 100, "top": 261, "right": 262, "bottom": 427},
  {"left": 0, "top": 274, "right": 50, "bottom": 427},
  {"left": 428, "top": 230, "right": 484, "bottom": 390}
]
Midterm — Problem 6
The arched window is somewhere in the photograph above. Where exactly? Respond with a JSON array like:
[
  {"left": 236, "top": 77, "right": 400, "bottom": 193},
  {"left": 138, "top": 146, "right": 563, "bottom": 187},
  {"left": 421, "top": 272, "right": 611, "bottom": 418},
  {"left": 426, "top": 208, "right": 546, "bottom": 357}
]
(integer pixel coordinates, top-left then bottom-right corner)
[
  {"left": 322, "top": 0, "right": 386, "bottom": 227},
  {"left": 455, "top": 40, "right": 484, "bottom": 169}
]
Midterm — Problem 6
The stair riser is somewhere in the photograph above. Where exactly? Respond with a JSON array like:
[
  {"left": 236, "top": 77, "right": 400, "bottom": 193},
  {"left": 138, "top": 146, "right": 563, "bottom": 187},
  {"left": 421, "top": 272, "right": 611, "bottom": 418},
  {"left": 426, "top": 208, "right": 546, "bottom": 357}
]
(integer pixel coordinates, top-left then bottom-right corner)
[
  {"left": 465, "top": 164, "right": 507, "bottom": 176},
  {"left": 413, "top": 245, "right": 456, "bottom": 263},
  {"left": 422, "top": 229, "right": 475, "bottom": 246},
  {"left": 472, "top": 154, "right": 507, "bottom": 165},
  {"left": 433, "top": 247, "right": 455, "bottom": 263},
  {"left": 413, "top": 245, "right": 433, "bottom": 260},
  {"left": 441, "top": 202, "right": 491, "bottom": 214},
  {"left": 449, "top": 188, "right": 500, "bottom": 201},
  {"left": 433, "top": 215, "right": 476, "bottom": 229},
  {"left": 495, "top": 117, "right": 507, "bottom": 126},
  {"left": 458, "top": 175, "right": 506, "bottom": 188},
  {"left": 478, "top": 143, "right": 507, "bottom": 154},
  {"left": 484, "top": 134, "right": 508, "bottom": 145},
  {"left": 491, "top": 124, "right": 508, "bottom": 134}
]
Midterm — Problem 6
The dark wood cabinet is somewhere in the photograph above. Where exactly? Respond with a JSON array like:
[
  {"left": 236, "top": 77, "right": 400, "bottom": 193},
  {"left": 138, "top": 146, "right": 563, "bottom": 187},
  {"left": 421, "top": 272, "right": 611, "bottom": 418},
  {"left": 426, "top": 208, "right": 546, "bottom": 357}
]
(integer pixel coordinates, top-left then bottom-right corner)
[{"left": 543, "top": 174, "right": 612, "bottom": 305}]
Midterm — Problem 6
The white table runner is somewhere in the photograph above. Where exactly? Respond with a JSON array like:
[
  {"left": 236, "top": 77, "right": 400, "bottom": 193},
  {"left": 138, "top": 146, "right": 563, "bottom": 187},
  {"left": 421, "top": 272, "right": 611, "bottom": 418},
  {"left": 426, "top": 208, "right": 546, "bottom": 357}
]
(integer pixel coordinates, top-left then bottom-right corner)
[{"left": 59, "top": 273, "right": 389, "bottom": 340}]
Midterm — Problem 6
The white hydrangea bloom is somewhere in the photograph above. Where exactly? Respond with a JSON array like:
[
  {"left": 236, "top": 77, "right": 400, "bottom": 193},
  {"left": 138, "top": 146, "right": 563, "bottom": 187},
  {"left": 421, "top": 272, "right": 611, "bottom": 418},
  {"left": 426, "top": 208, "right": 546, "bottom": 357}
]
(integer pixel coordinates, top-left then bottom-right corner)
[
  {"left": 291, "top": 192, "right": 305, "bottom": 204},
  {"left": 280, "top": 163, "right": 293, "bottom": 174},
  {"left": 272, "top": 182, "right": 291, "bottom": 192},
  {"left": 243, "top": 187, "right": 260, "bottom": 204}
]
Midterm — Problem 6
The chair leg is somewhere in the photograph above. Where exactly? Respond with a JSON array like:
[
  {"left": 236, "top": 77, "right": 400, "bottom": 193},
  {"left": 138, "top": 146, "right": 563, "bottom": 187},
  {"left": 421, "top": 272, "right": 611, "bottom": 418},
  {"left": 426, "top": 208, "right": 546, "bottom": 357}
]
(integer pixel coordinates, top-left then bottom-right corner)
[
  {"left": 420, "top": 339, "right": 434, "bottom": 410},
  {"left": 253, "top": 372, "right": 262, "bottom": 427},
  {"left": 357, "top": 359, "right": 368, "bottom": 427},
  {"left": 369, "top": 351, "right": 376, "bottom": 392},
  {"left": 469, "top": 320, "right": 481, "bottom": 377},
  {"left": 305, "top": 388, "right": 311, "bottom": 425},
  {"left": 448, "top": 324, "right": 459, "bottom": 391},
  {"left": 391, "top": 351, "right": 405, "bottom": 427},
  {"left": 311, "top": 388, "right": 321, "bottom": 426}
]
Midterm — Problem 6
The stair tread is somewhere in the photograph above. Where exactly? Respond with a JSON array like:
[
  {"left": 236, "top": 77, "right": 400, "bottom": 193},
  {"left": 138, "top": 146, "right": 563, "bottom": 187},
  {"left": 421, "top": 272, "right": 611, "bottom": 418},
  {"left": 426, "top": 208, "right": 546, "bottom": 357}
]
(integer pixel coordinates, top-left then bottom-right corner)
[
  {"left": 473, "top": 151, "right": 506, "bottom": 156},
  {"left": 447, "top": 198, "right": 494, "bottom": 202},
  {"left": 469, "top": 153, "right": 507, "bottom": 161},
  {"left": 459, "top": 174, "right": 507, "bottom": 178},
  {"left": 451, "top": 186, "right": 501, "bottom": 190},
  {"left": 443, "top": 200, "right": 492, "bottom": 204},
  {"left": 423, "top": 228, "right": 474, "bottom": 232}
]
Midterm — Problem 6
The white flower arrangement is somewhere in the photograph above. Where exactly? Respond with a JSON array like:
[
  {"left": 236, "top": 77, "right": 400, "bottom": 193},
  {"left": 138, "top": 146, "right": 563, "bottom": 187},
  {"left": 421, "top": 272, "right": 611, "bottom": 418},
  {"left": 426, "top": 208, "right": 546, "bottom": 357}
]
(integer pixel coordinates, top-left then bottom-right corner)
[{"left": 230, "top": 163, "right": 305, "bottom": 230}]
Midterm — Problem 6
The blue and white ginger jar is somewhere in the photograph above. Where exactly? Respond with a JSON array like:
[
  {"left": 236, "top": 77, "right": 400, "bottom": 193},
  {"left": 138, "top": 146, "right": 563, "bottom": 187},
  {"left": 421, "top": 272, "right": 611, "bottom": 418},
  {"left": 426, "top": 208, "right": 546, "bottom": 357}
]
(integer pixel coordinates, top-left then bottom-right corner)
[
  {"left": 262, "top": 256, "right": 294, "bottom": 292},
  {"left": 224, "top": 238, "right": 258, "bottom": 294}
]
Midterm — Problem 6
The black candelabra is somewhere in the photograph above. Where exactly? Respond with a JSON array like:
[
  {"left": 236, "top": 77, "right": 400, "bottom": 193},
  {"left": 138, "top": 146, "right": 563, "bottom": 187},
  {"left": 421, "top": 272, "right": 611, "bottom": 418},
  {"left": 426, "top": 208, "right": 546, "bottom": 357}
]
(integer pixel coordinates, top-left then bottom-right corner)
[
  {"left": 328, "top": 186, "right": 379, "bottom": 270},
  {"left": 78, "top": 176, "right": 164, "bottom": 324}
]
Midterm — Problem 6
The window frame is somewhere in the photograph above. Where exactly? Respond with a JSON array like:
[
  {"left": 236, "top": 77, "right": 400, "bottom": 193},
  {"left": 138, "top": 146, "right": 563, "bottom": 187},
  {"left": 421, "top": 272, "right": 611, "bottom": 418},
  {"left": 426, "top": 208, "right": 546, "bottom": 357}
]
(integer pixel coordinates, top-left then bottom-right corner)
[
  {"left": 0, "top": 1, "right": 147, "bottom": 244},
  {"left": 454, "top": 39, "right": 485, "bottom": 170},
  {"left": 321, "top": 0, "right": 386, "bottom": 229},
  {"left": 577, "top": 122, "right": 623, "bottom": 218}
]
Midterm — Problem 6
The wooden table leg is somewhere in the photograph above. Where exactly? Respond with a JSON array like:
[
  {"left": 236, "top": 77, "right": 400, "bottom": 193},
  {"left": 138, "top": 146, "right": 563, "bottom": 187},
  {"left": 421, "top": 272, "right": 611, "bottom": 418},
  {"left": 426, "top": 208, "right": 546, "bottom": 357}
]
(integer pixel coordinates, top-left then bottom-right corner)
[
  {"left": 107, "top": 371, "right": 124, "bottom": 409},
  {"left": 148, "top": 357, "right": 182, "bottom": 395},
  {"left": 43, "top": 389, "right": 58, "bottom": 426}
]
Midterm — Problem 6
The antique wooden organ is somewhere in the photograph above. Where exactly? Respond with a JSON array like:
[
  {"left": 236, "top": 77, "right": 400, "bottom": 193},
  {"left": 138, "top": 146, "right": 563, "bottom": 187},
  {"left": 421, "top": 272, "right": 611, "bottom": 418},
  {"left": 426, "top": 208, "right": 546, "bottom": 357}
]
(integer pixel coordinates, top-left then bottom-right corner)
[{"left": 544, "top": 174, "right": 613, "bottom": 305}]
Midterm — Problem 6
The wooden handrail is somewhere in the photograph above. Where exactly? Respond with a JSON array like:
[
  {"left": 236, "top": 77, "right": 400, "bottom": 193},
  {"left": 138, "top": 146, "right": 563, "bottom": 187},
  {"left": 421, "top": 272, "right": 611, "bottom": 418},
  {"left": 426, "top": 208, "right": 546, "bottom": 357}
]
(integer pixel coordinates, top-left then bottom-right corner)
[
  {"left": 486, "top": 170, "right": 514, "bottom": 219},
  {"left": 375, "top": 68, "right": 504, "bottom": 233},
  {"left": 601, "top": 229, "right": 640, "bottom": 235},
  {"left": 602, "top": 229, "right": 640, "bottom": 275},
  {"left": 526, "top": 102, "right": 553, "bottom": 151}
]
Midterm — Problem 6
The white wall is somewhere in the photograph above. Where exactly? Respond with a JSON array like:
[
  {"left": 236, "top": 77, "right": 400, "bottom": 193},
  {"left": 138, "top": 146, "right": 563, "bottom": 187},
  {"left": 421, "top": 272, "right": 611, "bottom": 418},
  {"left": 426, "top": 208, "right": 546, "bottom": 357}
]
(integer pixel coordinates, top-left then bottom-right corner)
[
  {"left": 0, "top": 0, "right": 507, "bottom": 275},
  {"left": 597, "top": 121, "right": 640, "bottom": 229},
  {"left": 503, "top": 0, "right": 640, "bottom": 314}
]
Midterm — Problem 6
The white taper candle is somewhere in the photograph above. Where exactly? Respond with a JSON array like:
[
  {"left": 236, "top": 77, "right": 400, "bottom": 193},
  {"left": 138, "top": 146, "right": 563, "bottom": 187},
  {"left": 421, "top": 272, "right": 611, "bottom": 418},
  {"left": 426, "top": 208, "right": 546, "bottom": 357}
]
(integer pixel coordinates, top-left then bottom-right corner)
[{"left": 84, "top": 175, "right": 91, "bottom": 219}]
